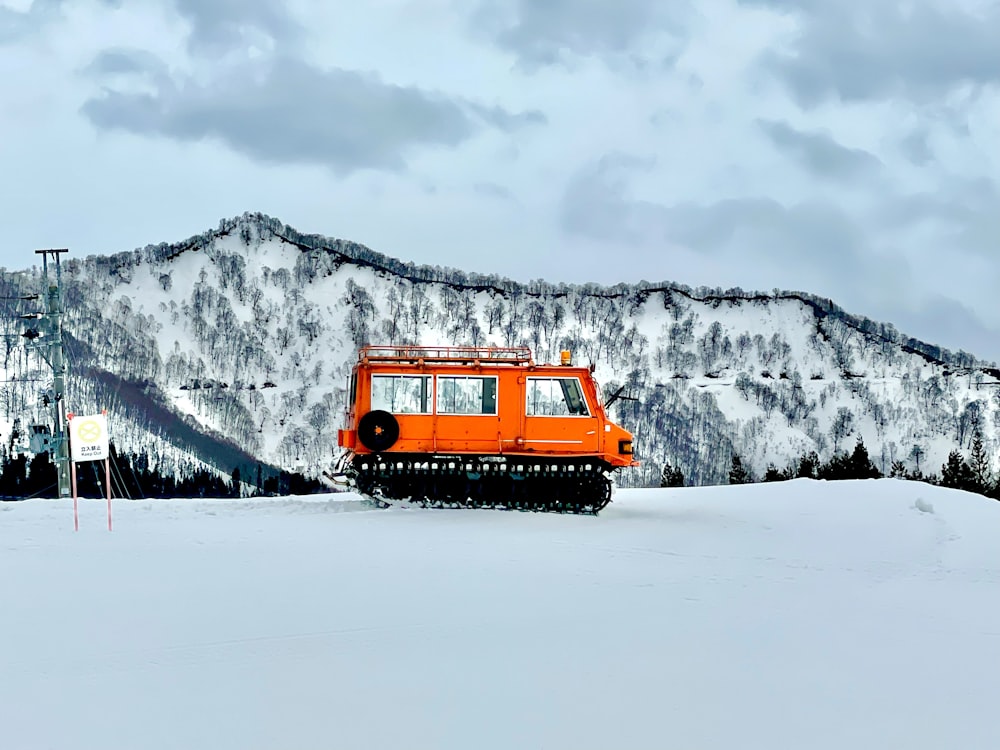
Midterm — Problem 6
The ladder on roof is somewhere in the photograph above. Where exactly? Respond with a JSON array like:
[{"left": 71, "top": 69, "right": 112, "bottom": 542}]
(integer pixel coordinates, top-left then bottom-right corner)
[{"left": 359, "top": 345, "right": 533, "bottom": 365}]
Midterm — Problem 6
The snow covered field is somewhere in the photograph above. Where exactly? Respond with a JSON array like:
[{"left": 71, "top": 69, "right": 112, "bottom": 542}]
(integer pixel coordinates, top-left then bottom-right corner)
[{"left": 3, "top": 479, "right": 1000, "bottom": 750}]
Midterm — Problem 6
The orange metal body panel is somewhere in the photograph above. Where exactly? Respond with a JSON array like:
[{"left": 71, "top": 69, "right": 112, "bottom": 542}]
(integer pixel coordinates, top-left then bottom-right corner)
[{"left": 339, "top": 345, "right": 638, "bottom": 468}]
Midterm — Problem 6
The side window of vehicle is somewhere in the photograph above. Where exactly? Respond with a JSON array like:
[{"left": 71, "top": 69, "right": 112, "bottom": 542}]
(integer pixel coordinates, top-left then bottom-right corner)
[
  {"left": 526, "top": 377, "right": 590, "bottom": 416},
  {"left": 370, "top": 375, "right": 432, "bottom": 414},
  {"left": 436, "top": 376, "right": 498, "bottom": 415}
]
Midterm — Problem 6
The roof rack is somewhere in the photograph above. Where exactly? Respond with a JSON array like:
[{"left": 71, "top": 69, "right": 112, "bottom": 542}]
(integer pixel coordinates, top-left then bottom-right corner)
[{"left": 359, "top": 345, "right": 533, "bottom": 365}]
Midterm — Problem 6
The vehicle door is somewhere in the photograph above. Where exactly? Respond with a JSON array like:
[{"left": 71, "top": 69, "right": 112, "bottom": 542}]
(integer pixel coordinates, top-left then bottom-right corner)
[{"left": 522, "top": 376, "right": 600, "bottom": 455}]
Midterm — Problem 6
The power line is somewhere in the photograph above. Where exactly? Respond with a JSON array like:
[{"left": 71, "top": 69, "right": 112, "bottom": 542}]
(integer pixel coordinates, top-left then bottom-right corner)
[{"left": 109, "top": 456, "right": 133, "bottom": 500}]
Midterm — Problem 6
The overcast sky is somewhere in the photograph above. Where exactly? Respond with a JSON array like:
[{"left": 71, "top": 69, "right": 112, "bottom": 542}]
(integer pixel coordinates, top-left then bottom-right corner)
[{"left": 2, "top": 0, "right": 999, "bottom": 361}]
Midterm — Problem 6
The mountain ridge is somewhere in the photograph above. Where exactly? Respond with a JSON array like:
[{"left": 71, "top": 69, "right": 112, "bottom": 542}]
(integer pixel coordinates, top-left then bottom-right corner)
[
  {"left": 2, "top": 211, "right": 998, "bottom": 490},
  {"left": 134, "top": 212, "right": 992, "bottom": 369},
  {"left": 164, "top": 213, "right": 995, "bottom": 375}
]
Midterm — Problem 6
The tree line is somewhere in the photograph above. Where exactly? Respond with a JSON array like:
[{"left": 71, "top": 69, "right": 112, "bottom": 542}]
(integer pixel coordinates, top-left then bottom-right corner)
[
  {"left": 661, "top": 428, "right": 1000, "bottom": 501},
  {"left": 0, "top": 444, "right": 326, "bottom": 500}
]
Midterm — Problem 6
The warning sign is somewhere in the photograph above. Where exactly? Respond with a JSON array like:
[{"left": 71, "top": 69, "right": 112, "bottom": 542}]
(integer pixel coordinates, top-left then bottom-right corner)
[{"left": 69, "top": 413, "right": 110, "bottom": 462}]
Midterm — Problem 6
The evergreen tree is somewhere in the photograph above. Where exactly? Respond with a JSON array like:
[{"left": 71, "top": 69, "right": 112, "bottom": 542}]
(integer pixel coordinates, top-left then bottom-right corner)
[
  {"left": 847, "top": 437, "right": 881, "bottom": 479},
  {"left": 814, "top": 438, "right": 881, "bottom": 481},
  {"left": 968, "top": 428, "right": 992, "bottom": 494},
  {"left": 796, "top": 451, "right": 819, "bottom": 479},
  {"left": 660, "top": 461, "right": 684, "bottom": 487},
  {"left": 26, "top": 453, "right": 56, "bottom": 497},
  {"left": 0, "top": 451, "right": 27, "bottom": 497},
  {"left": 729, "top": 455, "right": 751, "bottom": 484},
  {"left": 763, "top": 464, "right": 790, "bottom": 482},
  {"left": 816, "top": 454, "right": 846, "bottom": 480},
  {"left": 940, "top": 450, "right": 975, "bottom": 491}
]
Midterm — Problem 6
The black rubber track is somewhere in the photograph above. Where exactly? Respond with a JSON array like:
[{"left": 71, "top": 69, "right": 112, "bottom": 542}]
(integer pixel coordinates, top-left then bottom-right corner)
[{"left": 348, "top": 455, "right": 614, "bottom": 515}]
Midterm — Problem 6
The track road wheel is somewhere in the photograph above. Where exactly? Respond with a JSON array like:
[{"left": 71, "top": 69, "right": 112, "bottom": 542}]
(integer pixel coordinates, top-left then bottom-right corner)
[{"left": 590, "top": 476, "right": 613, "bottom": 513}]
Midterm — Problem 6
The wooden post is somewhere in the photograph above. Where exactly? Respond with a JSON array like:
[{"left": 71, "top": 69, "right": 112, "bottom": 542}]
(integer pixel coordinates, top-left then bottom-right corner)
[
  {"left": 105, "top": 456, "right": 112, "bottom": 531},
  {"left": 67, "top": 412, "right": 77, "bottom": 531},
  {"left": 70, "top": 459, "right": 78, "bottom": 532}
]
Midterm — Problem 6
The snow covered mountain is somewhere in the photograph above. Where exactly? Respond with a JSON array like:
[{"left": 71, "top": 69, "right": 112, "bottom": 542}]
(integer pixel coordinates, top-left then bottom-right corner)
[{"left": 2, "top": 211, "right": 998, "bottom": 488}]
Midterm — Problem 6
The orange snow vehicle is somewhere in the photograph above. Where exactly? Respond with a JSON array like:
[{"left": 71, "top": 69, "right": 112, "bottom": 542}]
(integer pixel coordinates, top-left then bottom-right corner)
[{"left": 336, "top": 345, "right": 639, "bottom": 514}]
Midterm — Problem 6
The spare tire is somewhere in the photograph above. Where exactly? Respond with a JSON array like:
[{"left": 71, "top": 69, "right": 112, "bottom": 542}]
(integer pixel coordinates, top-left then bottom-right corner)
[{"left": 357, "top": 410, "right": 400, "bottom": 452}]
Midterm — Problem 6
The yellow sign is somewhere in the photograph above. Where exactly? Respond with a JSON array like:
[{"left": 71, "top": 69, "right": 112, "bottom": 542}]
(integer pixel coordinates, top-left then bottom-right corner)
[{"left": 69, "top": 413, "right": 110, "bottom": 462}]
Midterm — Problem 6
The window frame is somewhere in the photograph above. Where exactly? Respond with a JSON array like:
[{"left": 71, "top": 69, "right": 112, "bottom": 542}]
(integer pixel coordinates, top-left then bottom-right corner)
[
  {"left": 525, "top": 376, "right": 591, "bottom": 417},
  {"left": 435, "top": 374, "right": 499, "bottom": 416},
  {"left": 369, "top": 374, "right": 433, "bottom": 415}
]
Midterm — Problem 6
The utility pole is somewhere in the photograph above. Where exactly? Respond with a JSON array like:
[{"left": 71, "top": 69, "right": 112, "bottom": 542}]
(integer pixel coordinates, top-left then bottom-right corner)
[{"left": 35, "top": 248, "right": 71, "bottom": 498}]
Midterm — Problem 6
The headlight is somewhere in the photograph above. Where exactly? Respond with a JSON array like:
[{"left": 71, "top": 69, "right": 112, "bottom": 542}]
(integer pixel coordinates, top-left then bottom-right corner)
[{"left": 618, "top": 439, "right": 633, "bottom": 454}]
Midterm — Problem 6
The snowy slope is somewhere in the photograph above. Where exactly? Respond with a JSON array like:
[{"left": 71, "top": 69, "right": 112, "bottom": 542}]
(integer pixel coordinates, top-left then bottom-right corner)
[{"left": 3, "top": 479, "right": 1000, "bottom": 750}]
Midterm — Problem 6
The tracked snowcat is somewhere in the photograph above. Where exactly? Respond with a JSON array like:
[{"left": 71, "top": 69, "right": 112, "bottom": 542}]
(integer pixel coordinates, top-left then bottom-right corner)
[{"left": 336, "top": 345, "right": 639, "bottom": 514}]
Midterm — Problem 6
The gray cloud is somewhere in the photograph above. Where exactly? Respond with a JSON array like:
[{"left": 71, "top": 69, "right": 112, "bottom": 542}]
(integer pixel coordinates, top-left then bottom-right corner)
[
  {"left": 0, "top": 0, "right": 63, "bottom": 43},
  {"left": 876, "top": 178, "right": 1000, "bottom": 258},
  {"left": 474, "top": 182, "right": 516, "bottom": 201},
  {"left": 472, "top": 0, "right": 685, "bottom": 69},
  {"left": 171, "top": 0, "right": 300, "bottom": 55},
  {"left": 650, "top": 199, "right": 870, "bottom": 282},
  {"left": 81, "top": 54, "right": 543, "bottom": 174},
  {"left": 559, "top": 152, "right": 659, "bottom": 243},
  {"left": 742, "top": 1, "right": 1000, "bottom": 106},
  {"left": 562, "top": 152, "right": 865, "bottom": 255},
  {"left": 468, "top": 103, "right": 547, "bottom": 131},
  {"left": 899, "top": 128, "right": 933, "bottom": 166},
  {"left": 84, "top": 47, "right": 167, "bottom": 76},
  {"left": 560, "top": 152, "right": 894, "bottom": 296},
  {"left": 1, "top": 0, "right": 298, "bottom": 52},
  {"left": 756, "top": 119, "right": 882, "bottom": 180},
  {"left": 0, "top": 8, "right": 29, "bottom": 43},
  {"left": 1, "top": 0, "right": 129, "bottom": 43}
]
